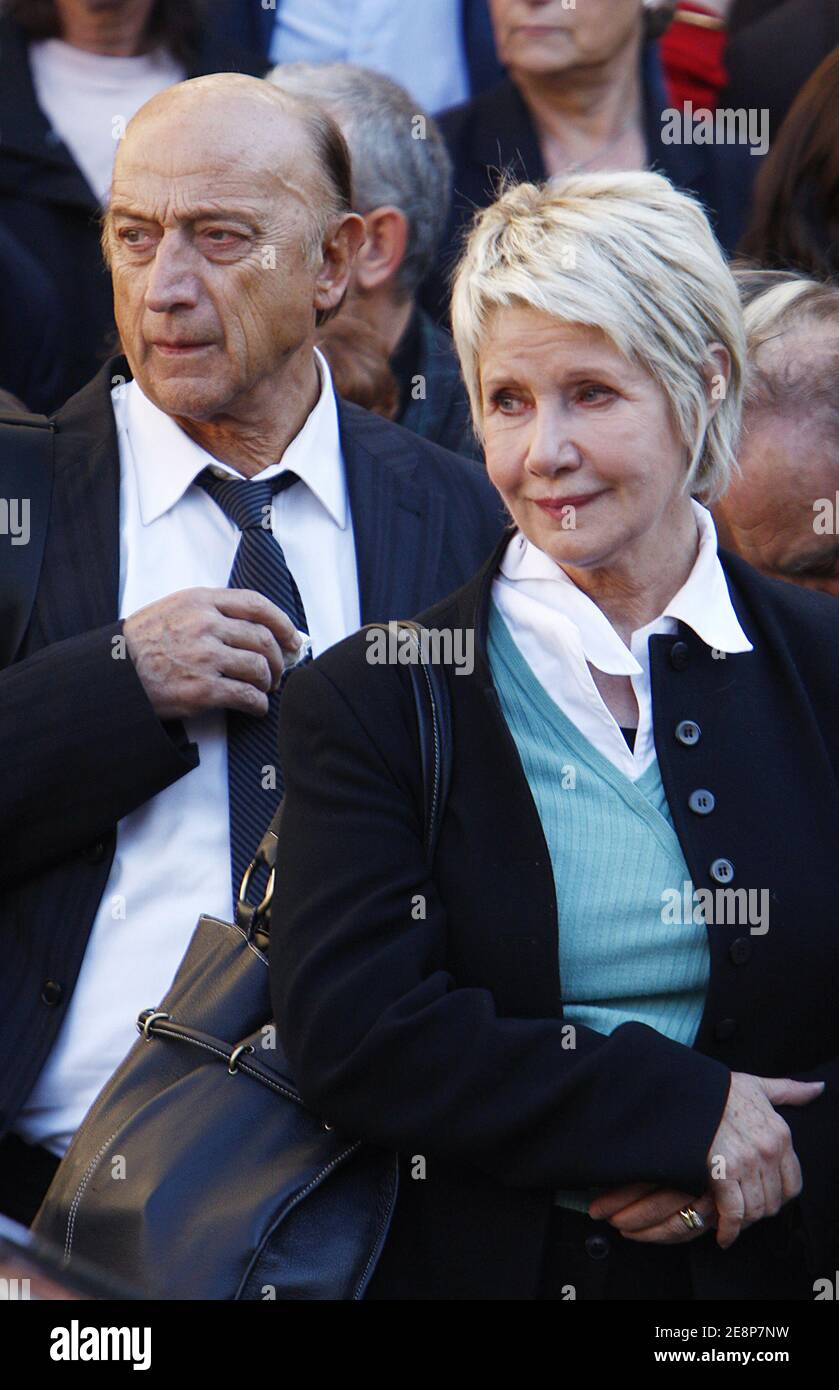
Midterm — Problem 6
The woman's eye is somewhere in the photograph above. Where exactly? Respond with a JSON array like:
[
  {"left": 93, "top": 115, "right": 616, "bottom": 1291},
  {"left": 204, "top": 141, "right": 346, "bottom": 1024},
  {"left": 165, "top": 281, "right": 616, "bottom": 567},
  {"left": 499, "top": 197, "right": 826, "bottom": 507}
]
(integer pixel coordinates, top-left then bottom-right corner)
[
  {"left": 578, "top": 384, "right": 612, "bottom": 403},
  {"left": 492, "top": 391, "right": 525, "bottom": 413}
]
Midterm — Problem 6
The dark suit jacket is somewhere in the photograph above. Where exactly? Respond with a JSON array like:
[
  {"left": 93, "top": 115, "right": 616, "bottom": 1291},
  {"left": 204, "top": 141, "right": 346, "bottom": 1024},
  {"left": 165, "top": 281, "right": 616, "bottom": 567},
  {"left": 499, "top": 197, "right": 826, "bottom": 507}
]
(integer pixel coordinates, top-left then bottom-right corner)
[
  {"left": 397, "top": 309, "right": 479, "bottom": 460},
  {"left": 271, "top": 533, "right": 839, "bottom": 1299},
  {"left": 723, "top": 0, "right": 839, "bottom": 144},
  {"left": 0, "top": 356, "right": 506, "bottom": 1141},
  {"left": 0, "top": 18, "right": 267, "bottom": 411},
  {"left": 422, "top": 44, "right": 761, "bottom": 324}
]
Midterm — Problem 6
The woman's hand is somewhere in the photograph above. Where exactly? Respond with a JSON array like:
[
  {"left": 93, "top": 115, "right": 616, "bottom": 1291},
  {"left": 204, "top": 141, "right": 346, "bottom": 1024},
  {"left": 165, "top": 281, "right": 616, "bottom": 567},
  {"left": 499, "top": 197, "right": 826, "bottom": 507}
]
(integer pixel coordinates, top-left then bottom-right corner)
[
  {"left": 589, "top": 1183, "right": 716, "bottom": 1244},
  {"left": 705, "top": 1072, "right": 823, "bottom": 1248},
  {"left": 589, "top": 1072, "right": 825, "bottom": 1248}
]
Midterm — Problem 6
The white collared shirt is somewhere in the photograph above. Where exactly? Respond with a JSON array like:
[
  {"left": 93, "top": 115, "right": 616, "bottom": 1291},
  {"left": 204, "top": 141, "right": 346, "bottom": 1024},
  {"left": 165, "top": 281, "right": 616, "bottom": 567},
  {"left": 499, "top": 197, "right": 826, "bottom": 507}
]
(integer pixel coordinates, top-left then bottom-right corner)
[
  {"left": 15, "top": 350, "right": 360, "bottom": 1156},
  {"left": 492, "top": 501, "right": 753, "bottom": 780}
]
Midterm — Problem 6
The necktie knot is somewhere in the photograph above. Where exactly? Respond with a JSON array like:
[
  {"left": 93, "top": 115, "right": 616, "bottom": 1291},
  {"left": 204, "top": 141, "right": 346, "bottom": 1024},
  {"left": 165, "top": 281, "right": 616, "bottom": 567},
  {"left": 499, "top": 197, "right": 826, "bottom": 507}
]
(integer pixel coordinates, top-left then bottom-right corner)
[{"left": 197, "top": 469, "right": 297, "bottom": 532}]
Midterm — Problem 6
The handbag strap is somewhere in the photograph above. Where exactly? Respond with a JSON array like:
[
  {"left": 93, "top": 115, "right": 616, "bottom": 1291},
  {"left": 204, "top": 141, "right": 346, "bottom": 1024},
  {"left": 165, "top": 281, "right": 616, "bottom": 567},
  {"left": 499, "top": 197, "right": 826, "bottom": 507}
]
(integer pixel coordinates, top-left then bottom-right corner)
[
  {"left": 0, "top": 412, "right": 55, "bottom": 669},
  {"left": 237, "top": 620, "right": 453, "bottom": 936}
]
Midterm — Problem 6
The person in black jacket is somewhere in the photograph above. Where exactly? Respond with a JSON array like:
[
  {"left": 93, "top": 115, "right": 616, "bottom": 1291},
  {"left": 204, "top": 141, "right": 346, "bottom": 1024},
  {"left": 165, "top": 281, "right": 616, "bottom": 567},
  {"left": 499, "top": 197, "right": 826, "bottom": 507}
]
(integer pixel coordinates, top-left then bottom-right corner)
[
  {"left": 0, "top": 75, "right": 505, "bottom": 1227},
  {"left": 271, "top": 171, "right": 839, "bottom": 1300},
  {"left": 0, "top": 0, "right": 266, "bottom": 410},
  {"left": 421, "top": 0, "right": 762, "bottom": 324}
]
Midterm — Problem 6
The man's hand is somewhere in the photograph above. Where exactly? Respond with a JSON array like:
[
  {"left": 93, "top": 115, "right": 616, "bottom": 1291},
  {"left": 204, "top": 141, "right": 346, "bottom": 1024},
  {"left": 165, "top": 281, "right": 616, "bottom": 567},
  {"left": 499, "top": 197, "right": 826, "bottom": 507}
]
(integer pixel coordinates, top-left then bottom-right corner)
[
  {"left": 588, "top": 1072, "right": 824, "bottom": 1248},
  {"left": 124, "top": 588, "right": 303, "bottom": 720}
]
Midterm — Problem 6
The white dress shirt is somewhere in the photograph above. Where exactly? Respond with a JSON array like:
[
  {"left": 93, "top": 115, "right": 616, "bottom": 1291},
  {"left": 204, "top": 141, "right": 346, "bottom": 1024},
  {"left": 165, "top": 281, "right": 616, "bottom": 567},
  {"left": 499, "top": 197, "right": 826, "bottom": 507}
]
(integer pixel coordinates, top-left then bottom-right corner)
[
  {"left": 15, "top": 350, "right": 359, "bottom": 1156},
  {"left": 492, "top": 501, "right": 753, "bottom": 781},
  {"left": 269, "top": 0, "right": 470, "bottom": 114}
]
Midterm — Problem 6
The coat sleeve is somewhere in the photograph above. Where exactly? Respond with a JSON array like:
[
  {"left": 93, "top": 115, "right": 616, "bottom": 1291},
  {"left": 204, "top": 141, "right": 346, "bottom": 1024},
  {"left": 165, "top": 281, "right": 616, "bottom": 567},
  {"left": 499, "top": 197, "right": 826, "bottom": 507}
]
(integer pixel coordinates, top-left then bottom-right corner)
[
  {"left": 781, "top": 1057, "right": 839, "bottom": 1269},
  {"left": 0, "top": 619, "right": 198, "bottom": 888},
  {"left": 270, "top": 657, "right": 732, "bottom": 1196}
]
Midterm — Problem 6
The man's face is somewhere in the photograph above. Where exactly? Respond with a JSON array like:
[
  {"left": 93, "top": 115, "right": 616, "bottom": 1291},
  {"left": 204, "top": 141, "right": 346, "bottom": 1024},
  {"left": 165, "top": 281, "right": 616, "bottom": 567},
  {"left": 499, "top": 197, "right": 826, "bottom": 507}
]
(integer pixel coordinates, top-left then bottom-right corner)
[
  {"left": 488, "top": 0, "right": 643, "bottom": 76},
  {"left": 716, "top": 414, "right": 839, "bottom": 597},
  {"left": 107, "top": 93, "right": 335, "bottom": 423}
]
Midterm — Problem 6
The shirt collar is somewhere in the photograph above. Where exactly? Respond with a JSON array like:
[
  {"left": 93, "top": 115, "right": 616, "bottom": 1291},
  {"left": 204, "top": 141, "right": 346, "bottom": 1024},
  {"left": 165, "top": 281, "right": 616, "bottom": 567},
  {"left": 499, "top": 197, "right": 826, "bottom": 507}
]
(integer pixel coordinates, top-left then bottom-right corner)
[
  {"left": 116, "top": 348, "right": 346, "bottom": 528},
  {"left": 498, "top": 499, "right": 753, "bottom": 675}
]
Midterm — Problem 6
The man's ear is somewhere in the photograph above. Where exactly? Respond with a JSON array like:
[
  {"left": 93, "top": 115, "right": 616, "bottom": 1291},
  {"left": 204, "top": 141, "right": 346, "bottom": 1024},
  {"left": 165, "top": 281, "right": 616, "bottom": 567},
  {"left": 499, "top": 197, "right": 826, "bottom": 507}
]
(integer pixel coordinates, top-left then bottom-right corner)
[
  {"left": 314, "top": 211, "right": 367, "bottom": 315},
  {"left": 351, "top": 206, "right": 410, "bottom": 294},
  {"left": 703, "top": 342, "right": 732, "bottom": 421}
]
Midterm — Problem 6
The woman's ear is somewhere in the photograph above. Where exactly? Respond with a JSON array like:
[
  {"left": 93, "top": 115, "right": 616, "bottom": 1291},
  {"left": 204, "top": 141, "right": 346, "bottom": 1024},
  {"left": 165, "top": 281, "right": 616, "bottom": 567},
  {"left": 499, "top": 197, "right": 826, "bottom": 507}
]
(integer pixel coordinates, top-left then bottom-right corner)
[{"left": 703, "top": 342, "right": 732, "bottom": 420}]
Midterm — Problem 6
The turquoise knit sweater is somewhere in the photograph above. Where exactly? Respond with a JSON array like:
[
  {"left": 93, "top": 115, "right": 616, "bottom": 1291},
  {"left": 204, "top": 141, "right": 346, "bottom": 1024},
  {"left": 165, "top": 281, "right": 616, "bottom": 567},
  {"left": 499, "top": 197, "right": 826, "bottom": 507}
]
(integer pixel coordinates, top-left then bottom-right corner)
[{"left": 487, "top": 602, "right": 710, "bottom": 1211}]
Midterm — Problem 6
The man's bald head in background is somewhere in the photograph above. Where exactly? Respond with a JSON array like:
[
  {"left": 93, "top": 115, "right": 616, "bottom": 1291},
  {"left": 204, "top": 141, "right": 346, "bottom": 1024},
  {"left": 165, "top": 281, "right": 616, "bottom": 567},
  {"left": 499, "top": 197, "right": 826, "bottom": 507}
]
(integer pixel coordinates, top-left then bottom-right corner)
[{"left": 102, "top": 74, "right": 365, "bottom": 474}]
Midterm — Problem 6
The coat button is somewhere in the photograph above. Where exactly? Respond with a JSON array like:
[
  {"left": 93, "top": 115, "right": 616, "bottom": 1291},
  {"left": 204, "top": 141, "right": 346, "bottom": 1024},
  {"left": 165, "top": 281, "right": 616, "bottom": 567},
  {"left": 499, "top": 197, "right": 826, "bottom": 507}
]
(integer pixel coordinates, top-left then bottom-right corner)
[
  {"left": 729, "top": 938, "right": 752, "bottom": 965},
  {"left": 41, "top": 980, "right": 63, "bottom": 1006},
  {"left": 688, "top": 788, "right": 716, "bottom": 815},
  {"left": 81, "top": 840, "right": 107, "bottom": 864},
  {"left": 669, "top": 641, "right": 690, "bottom": 671},
  {"left": 710, "top": 857, "right": 734, "bottom": 883},
  {"left": 714, "top": 1018, "right": 737, "bottom": 1040},
  {"left": 675, "top": 720, "right": 701, "bottom": 746},
  {"left": 585, "top": 1233, "right": 610, "bottom": 1260}
]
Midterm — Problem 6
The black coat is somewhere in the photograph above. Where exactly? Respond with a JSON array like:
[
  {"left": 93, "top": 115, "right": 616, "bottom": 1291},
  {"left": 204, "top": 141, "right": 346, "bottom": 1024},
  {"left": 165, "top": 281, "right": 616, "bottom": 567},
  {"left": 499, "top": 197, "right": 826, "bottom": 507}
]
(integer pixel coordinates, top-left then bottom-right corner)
[
  {"left": 271, "top": 533, "right": 839, "bottom": 1299},
  {"left": 396, "top": 309, "right": 478, "bottom": 460},
  {"left": 724, "top": 0, "right": 839, "bottom": 143},
  {"left": 0, "top": 356, "right": 506, "bottom": 1141},
  {"left": 0, "top": 224, "right": 65, "bottom": 414},
  {"left": 0, "top": 18, "right": 267, "bottom": 411},
  {"left": 422, "top": 45, "right": 762, "bottom": 324}
]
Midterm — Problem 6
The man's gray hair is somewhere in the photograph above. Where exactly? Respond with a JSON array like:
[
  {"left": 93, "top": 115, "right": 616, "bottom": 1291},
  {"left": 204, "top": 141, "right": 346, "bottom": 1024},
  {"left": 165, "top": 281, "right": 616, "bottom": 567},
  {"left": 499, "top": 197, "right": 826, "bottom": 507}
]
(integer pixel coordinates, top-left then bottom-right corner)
[
  {"left": 268, "top": 62, "right": 452, "bottom": 298},
  {"left": 733, "top": 267, "right": 839, "bottom": 440}
]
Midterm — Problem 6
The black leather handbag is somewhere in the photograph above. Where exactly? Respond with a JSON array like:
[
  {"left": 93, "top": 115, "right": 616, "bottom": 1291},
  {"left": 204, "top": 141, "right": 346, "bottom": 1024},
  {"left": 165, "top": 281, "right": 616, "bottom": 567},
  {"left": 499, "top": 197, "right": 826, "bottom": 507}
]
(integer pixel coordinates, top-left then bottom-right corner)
[{"left": 32, "top": 623, "right": 452, "bottom": 1300}]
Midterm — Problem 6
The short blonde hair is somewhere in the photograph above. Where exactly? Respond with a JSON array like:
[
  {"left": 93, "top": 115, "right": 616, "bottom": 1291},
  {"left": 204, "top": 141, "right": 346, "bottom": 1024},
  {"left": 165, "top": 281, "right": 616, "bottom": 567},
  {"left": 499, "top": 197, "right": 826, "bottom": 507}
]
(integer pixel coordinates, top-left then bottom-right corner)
[{"left": 451, "top": 172, "right": 746, "bottom": 503}]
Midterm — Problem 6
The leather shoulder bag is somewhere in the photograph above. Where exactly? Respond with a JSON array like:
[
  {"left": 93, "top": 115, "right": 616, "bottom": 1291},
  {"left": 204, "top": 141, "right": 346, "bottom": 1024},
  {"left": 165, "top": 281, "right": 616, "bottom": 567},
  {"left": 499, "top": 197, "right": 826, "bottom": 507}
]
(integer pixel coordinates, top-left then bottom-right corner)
[{"left": 32, "top": 623, "right": 452, "bottom": 1300}]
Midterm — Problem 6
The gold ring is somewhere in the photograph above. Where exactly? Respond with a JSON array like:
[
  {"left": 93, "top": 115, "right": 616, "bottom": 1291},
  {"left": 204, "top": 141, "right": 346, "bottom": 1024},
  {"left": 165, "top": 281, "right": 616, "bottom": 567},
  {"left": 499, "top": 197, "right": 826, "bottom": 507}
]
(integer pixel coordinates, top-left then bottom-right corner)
[{"left": 679, "top": 1206, "right": 703, "bottom": 1231}]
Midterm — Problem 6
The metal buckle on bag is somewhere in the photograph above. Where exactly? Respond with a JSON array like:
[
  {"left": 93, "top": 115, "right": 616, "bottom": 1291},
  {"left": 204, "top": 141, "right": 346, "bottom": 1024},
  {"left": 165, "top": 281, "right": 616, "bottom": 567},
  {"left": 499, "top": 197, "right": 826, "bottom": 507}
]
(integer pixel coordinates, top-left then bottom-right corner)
[
  {"left": 137, "top": 1009, "right": 170, "bottom": 1041},
  {"left": 236, "top": 822, "right": 280, "bottom": 937},
  {"left": 228, "top": 1042, "right": 254, "bottom": 1075},
  {"left": 238, "top": 855, "right": 275, "bottom": 923}
]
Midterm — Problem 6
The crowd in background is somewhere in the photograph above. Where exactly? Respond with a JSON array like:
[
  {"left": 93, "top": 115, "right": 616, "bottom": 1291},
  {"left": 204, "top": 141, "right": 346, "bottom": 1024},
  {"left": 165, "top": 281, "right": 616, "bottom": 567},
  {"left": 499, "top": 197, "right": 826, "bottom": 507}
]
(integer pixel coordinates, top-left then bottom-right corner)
[{"left": 1, "top": 0, "right": 838, "bottom": 594}]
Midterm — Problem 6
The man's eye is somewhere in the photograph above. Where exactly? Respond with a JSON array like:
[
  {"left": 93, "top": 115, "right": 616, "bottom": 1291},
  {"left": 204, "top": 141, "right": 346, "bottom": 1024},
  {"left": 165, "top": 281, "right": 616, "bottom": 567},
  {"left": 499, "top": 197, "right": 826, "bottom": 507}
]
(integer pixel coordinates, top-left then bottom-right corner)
[
  {"left": 120, "top": 228, "right": 150, "bottom": 245},
  {"left": 203, "top": 230, "right": 241, "bottom": 244}
]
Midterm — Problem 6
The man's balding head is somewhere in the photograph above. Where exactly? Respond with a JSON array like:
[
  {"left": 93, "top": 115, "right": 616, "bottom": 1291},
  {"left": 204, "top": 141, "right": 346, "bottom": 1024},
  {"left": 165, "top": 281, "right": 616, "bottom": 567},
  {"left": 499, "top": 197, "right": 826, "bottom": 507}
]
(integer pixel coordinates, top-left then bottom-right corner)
[
  {"left": 103, "top": 73, "right": 364, "bottom": 432},
  {"left": 110, "top": 74, "right": 353, "bottom": 265}
]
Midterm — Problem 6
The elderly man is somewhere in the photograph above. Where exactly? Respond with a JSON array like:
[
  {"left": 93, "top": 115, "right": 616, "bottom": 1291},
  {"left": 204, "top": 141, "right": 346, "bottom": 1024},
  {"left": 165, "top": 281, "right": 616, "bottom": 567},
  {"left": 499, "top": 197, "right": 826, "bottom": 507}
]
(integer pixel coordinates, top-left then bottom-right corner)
[
  {"left": 0, "top": 73, "right": 504, "bottom": 1226},
  {"left": 270, "top": 63, "right": 478, "bottom": 458},
  {"left": 715, "top": 271, "right": 839, "bottom": 597}
]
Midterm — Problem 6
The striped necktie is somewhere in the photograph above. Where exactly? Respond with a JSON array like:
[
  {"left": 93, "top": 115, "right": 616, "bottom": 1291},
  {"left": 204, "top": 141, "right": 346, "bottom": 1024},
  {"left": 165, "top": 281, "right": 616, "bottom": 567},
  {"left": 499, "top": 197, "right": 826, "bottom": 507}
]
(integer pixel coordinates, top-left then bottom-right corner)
[{"left": 197, "top": 468, "right": 309, "bottom": 910}]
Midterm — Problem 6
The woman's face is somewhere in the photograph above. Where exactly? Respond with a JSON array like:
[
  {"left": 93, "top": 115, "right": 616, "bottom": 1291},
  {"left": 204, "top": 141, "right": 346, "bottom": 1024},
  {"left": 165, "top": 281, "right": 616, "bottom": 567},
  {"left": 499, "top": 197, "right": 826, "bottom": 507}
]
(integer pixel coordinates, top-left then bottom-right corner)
[
  {"left": 488, "top": 0, "right": 643, "bottom": 76},
  {"left": 479, "top": 305, "right": 695, "bottom": 578}
]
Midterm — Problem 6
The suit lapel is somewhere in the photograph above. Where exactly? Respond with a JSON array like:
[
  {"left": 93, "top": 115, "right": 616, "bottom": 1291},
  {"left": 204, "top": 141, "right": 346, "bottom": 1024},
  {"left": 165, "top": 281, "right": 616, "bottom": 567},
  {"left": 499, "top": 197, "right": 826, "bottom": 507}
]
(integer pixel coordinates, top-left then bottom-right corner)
[
  {"left": 338, "top": 400, "right": 445, "bottom": 623},
  {"left": 25, "top": 359, "right": 125, "bottom": 653}
]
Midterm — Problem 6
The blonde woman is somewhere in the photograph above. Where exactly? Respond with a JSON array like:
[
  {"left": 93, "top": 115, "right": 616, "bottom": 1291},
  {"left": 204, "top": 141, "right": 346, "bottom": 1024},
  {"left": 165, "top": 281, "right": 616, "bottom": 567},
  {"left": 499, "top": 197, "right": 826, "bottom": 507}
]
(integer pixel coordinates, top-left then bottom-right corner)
[{"left": 270, "top": 173, "right": 839, "bottom": 1301}]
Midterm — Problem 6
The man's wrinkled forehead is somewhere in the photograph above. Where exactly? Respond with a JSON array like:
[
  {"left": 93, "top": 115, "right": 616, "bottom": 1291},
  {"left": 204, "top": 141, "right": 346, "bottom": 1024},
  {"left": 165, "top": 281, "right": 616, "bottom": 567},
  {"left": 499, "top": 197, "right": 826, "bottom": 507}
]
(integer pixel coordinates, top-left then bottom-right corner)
[{"left": 112, "top": 99, "right": 318, "bottom": 223}]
